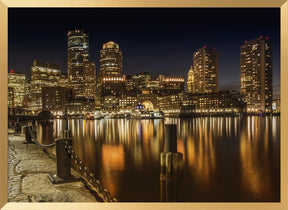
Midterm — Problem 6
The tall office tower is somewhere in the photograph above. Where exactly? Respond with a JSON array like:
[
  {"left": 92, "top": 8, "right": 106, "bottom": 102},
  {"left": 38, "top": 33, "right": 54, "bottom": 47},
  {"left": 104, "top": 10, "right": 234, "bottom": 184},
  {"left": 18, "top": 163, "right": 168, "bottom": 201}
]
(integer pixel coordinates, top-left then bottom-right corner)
[
  {"left": 100, "top": 41, "right": 123, "bottom": 76},
  {"left": 83, "top": 61, "right": 96, "bottom": 99},
  {"left": 30, "top": 60, "right": 61, "bottom": 111},
  {"left": 240, "top": 36, "right": 272, "bottom": 113},
  {"left": 187, "top": 66, "right": 194, "bottom": 93},
  {"left": 98, "top": 41, "right": 124, "bottom": 98},
  {"left": 192, "top": 47, "right": 218, "bottom": 93},
  {"left": 8, "top": 71, "right": 26, "bottom": 107},
  {"left": 67, "top": 29, "right": 89, "bottom": 98}
]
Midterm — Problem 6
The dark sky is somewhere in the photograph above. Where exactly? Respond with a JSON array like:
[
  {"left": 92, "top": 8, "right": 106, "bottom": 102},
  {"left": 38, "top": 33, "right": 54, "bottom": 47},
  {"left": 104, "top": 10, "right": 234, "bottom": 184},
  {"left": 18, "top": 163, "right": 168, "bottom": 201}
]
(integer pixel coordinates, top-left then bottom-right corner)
[{"left": 8, "top": 8, "right": 280, "bottom": 98}]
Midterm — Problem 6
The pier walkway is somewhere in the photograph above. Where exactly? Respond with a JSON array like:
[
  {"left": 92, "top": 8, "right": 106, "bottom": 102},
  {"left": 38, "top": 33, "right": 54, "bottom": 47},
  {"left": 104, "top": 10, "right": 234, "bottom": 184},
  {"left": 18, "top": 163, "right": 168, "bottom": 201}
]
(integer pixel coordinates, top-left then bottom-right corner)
[{"left": 8, "top": 130, "right": 99, "bottom": 202}]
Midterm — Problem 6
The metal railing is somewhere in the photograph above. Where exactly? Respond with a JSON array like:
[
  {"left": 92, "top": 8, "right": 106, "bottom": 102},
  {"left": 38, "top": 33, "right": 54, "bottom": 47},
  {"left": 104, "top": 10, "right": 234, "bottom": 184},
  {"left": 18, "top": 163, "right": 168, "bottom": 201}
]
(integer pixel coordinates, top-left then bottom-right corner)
[
  {"left": 64, "top": 141, "right": 117, "bottom": 202},
  {"left": 25, "top": 126, "right": 56, "bottom": 148},
  {"left": 23, "top": 125, "right": 117, "bottom": 202}
]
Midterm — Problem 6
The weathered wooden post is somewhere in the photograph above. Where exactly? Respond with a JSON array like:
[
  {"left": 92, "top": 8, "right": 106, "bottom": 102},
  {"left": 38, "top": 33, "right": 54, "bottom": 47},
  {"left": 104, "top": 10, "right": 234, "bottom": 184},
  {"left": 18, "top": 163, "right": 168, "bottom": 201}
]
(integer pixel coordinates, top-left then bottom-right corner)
[{"left": 160, "top": 124, "right": 183, "bottom": 202}]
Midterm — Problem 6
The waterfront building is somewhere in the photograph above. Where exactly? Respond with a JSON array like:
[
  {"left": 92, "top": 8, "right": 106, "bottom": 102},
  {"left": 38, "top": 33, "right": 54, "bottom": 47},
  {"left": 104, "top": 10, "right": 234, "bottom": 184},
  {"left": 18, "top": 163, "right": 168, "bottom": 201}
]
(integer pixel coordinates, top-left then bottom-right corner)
[
  {"left": 137, "top": 90, "right": 159, "bottom": 111},
  {"left": 159, "top": 91, "right": 245, "bottom": 116},
  {"left": 101, "top": 96, "right": 120, "bottom": 112},
  {"left": 119, "top": 95, "right": 138, "bottom": 112},
  {"left": 187, "top": 66, "right": 194, "bottom": 93},
  {"left": 42, "top": 86, "right": 73, "bottom": 116},
  {"left": 158, "top": 94, "right": 182, "bottom": 116},
  {"left": 240, "top": 36, "right": 273, "bottom": 113},
  {"left": 192, "top": 47, "right": 218, "bottom": 93},
  {"left": 30, "top": 60, "right": 61, "bottom": 111},
  {"left": 66, "top": 98, "right": 95, "bottom": 116},
  {"left": 8, "top": 71, "right": 26, "bottom": 108},
  {"left": 67, "top": 29, "right": 89, "bottom": 98},
  {"left": 83, "top": 61, "right": 96, "bottom": 99}
]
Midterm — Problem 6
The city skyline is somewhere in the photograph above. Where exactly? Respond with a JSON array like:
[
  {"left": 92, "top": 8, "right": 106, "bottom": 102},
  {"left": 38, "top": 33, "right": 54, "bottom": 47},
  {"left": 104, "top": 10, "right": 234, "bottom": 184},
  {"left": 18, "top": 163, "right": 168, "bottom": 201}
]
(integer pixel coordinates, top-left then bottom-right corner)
[{"left": 8, "top": 8, "right": 280, "bottom": 98}]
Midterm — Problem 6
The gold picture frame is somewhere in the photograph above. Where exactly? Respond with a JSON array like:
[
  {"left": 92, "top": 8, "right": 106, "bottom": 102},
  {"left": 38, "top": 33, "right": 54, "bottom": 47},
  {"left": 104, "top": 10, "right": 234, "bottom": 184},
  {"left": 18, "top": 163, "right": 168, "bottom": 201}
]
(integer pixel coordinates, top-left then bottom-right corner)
[{"left": 1, "top": 0, "right": 288, "bottom": 209}]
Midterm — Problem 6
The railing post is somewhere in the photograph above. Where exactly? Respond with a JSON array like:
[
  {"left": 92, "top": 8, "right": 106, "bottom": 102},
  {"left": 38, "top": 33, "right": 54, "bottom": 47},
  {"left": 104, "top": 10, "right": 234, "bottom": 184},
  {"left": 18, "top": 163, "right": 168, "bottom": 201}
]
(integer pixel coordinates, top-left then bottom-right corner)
[
  {"left": 23, "top": 126, "right": 33, "bottom": 144},
  {"left": 160, "top": 124, "right": 183, "bottom": 202},
  {"left": 48, "top": 138, "right": 79, "bottom": 184}
]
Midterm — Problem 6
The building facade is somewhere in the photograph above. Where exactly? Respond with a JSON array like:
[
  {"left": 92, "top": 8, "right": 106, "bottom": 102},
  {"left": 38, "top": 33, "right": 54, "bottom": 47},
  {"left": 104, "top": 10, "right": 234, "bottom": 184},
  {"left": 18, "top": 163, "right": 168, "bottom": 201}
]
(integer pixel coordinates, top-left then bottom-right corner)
[
  {"left": 67, "top": 29, "right": 89, "bottom": 98},
  {"left": 100, "top": 76, "right": 126, "bottom": 97},
  {"left": 159, "top": 75, "right": 185, "bottom": 96},
  {"left": 192, "top": 47, "right": 218, "bottom": 93},
  {"left": 30, "top": 60, "right": 61, "bottom": 111},
  {"left": 240, "top": 37, "right": 273, "bottom": 113},
  {"left": 42, "top": 86, "right": 73, "bottom": 115},
  {"left": 58, "top": 73, "right": 69, "bottom": 88},
  {"left": 8, "top": 71, "right": 26, "bottom": 108},
  {"left": 159, "top": 91, "right": 245, "bottom": 116},
  {"left": 83, "top": 61, "right": 96, "bottom": 99}
]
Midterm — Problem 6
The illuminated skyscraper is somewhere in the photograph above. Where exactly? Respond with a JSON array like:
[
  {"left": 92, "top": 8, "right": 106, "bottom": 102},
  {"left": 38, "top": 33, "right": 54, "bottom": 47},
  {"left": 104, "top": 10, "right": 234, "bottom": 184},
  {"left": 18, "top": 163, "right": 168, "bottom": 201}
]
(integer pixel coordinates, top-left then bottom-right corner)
[
  {"left": 240, "top": 36, "right": 272, "bottom": 113},
  {"left": 83, "top": 61, "right": 96, "bottom": 99},
  {"left": 8, "top": 71, "right": 26, "bottom": 107},
  {"left": 67, "top": 29, "right": 89, "bottom": 98},
  {"left": 30, "top": 60, "right": 61, "bottom": 111},
  {"left": 192, "top": 47, "right": 218, "bottom": 93},
  {"left": 187, "top": 66, "right": 194, "bottom": 93},
  {"left": 100, "top": 41, "right": 122, "bottom": 76},
  {"left": 98, "top": 41, "right": 124, "bottom": 98}
]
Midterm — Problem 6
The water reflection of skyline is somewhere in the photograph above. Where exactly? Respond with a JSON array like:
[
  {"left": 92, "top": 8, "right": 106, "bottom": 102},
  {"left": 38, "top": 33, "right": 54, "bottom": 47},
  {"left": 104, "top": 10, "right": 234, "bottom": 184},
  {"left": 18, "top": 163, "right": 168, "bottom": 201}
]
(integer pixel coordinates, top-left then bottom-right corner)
[{"left": 46, "top": 116, "right": 280, "bottom": 201}]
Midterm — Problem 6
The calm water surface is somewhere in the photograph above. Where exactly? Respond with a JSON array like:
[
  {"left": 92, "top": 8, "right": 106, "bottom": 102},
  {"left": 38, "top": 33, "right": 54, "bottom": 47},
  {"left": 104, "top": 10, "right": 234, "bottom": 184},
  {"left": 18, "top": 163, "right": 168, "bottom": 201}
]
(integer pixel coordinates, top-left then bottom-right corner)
[{"left": 40, "top": 116, "right": 280, "bottom": 202}]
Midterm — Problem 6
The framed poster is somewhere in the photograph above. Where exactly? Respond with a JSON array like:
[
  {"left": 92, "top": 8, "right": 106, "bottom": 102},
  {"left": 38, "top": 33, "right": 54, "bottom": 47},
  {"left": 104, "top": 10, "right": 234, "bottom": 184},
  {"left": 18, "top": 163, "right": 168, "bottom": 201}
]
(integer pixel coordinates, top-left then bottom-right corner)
[{"left": 1, "top": 0, "right": 288, "bottom": 209}]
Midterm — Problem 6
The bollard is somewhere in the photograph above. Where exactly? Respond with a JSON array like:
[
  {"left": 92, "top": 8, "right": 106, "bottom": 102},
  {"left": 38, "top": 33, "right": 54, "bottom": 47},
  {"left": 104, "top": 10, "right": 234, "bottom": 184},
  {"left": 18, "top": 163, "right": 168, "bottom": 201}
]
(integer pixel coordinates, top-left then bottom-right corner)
[
  {"left": 160, "top": 124, "right": 183, "bottom": 201},
  {"left": 48, "top": 138, "right": 79, "bottom": 184},
  {"left": 15, "top": 122, "right": 21, "bottom": 134},
  {"left": 23, "top": 126, "right": 33, "bottom": 144},
  {"left": 164, "top": 124, "right": 177, "bottom": 153}
]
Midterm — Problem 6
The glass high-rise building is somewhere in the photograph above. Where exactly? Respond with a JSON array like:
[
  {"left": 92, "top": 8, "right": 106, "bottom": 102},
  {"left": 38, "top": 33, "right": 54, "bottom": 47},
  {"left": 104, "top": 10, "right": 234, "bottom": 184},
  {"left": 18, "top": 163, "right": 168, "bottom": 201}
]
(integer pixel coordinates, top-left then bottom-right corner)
[
  {"left": 98, "top": 41, "right": 125, "bottom": 98},
  {"left": 83, "top": 61, "right": 96, "bottom": 99},
  {"left": 192, "top": 47, "right": 218, "bottom": 93},
  {"left": 100, "top": 41, "right": 122, "bottom": 76},
  {"left": 67, "top": 29, "right": 89, "bottom": 98},
  {"left": 240, "top": 37, "right": 272, "bottom": 113}
]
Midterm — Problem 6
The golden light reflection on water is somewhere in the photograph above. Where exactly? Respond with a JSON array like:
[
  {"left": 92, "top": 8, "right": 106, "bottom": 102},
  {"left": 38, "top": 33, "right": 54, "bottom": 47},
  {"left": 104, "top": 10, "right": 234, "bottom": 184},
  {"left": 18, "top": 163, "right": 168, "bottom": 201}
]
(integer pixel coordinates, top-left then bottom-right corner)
[
  {"left": 240, "top": 116, "right": 276, "bottom": 200},
  {"left": 101, "top": 144, "right": 125, "bottom": 196},
  {"left": 46, "top": 116, "right": 280, "bottom": 201}
]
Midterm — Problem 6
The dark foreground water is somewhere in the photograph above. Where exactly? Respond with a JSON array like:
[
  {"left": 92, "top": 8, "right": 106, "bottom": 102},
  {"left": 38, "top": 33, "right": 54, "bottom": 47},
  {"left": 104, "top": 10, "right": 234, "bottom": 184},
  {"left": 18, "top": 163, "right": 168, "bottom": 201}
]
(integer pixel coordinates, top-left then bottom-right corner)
[{"left": 39, "top": 116, "right": 280, "bottom": 202}]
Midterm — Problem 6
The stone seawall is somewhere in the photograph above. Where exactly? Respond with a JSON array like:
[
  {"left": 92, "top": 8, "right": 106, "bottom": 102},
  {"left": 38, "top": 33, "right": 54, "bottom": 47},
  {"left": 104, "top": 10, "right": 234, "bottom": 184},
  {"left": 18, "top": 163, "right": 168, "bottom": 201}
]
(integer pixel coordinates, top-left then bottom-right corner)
[{"left": 8, "top": 130, "right": 99, "bottom": 202}]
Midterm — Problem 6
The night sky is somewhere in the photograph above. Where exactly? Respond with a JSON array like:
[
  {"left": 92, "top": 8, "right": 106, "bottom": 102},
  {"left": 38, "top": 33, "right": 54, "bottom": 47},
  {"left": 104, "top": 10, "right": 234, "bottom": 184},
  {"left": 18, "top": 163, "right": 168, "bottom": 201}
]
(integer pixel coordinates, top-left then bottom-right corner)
[{"left": 8, "top": 8, "right": 280, "bottom": 98}]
